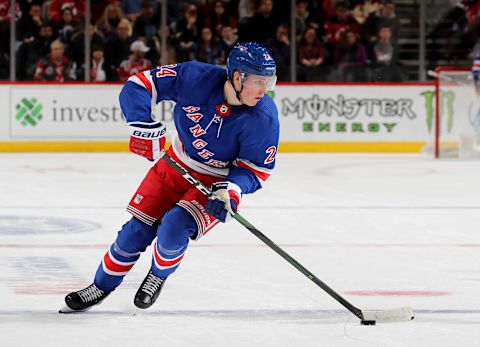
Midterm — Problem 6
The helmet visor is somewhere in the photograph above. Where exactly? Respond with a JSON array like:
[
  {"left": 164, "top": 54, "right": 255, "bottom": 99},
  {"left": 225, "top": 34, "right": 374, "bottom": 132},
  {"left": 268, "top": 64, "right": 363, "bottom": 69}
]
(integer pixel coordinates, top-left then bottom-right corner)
[{"left": 241, "top": 73, "right": 277, "bottom": 91}]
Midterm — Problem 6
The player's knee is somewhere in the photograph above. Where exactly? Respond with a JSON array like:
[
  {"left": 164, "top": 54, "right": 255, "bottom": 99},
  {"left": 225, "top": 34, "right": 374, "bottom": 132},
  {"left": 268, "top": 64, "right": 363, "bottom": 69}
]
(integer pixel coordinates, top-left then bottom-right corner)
[
  {"left": 116, "top": 217, "right": 157, "bottom": 253},
  {"left": 157, "top": 207, "right": 197, "bottom": 250}
]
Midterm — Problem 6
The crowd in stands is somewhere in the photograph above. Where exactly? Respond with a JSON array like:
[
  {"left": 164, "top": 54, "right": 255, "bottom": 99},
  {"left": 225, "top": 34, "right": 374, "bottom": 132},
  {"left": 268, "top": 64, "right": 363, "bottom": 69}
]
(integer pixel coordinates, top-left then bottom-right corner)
[{"left": 0, "top": 0, "right": 478, "bottom": 82}]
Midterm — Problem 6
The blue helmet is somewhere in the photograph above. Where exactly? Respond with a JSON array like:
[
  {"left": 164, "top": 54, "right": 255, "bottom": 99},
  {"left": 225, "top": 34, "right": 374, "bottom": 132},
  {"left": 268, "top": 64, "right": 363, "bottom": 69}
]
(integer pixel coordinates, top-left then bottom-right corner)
[{"left": 227, "top": 42, "right": 277, "bottom": 79}]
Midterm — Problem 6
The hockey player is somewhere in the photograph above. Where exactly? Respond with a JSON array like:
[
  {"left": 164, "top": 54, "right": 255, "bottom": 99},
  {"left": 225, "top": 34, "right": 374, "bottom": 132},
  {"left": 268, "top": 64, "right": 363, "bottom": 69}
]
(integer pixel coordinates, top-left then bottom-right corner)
[
  {"left": 61, "top": 42, "right": 279, "bottom": 312},
  {"left": 472, "top": 52, "right": 480, "bottom": 96}
]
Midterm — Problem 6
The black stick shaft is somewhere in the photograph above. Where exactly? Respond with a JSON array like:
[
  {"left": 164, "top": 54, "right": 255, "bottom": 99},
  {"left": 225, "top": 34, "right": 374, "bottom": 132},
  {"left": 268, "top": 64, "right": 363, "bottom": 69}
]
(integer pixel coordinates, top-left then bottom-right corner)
[{"left": 163, "top": 154, "right": 364, "bottom": 320}]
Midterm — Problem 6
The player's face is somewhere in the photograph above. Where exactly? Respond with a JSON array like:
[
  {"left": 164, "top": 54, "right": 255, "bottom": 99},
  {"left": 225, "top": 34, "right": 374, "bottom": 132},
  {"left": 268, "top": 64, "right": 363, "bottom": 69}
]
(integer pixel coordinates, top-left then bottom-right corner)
[{"left": 240, "top": 74, "right": 276, "bottom": 106}]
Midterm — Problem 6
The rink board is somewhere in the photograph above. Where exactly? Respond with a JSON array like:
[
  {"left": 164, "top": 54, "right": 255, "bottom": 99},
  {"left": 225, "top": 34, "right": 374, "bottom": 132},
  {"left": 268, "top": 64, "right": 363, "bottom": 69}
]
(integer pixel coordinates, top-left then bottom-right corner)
[{"left": 0, "top": 82, "right": 451, "bottom": 152}]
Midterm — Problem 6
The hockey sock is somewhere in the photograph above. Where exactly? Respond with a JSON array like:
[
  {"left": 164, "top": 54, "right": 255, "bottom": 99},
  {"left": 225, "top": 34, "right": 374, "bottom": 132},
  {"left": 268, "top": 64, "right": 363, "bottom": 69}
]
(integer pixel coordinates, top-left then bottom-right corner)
[
  {"left": 94, "top": 242, "right": 140, "bottom": 292},
  {"left": 151, "top": 240, "right": 187, "bottom": 278}
]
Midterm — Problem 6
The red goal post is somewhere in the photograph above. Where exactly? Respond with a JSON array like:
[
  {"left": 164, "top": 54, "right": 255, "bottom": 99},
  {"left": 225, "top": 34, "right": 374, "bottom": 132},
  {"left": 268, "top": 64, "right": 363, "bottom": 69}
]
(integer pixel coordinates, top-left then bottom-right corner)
[{"left": 431, "top": 66, "right": 480, "bottom": 159}]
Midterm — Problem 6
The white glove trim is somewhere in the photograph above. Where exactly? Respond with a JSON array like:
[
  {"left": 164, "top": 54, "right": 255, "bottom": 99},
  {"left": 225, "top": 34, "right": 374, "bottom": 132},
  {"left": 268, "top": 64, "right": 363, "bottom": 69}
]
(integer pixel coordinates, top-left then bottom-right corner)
[
  {"left": 211, "top": 182, "right": 242, "bottom": 215},
  {"left": 127, "top": 121, "right": 166, "bottom": 139}
]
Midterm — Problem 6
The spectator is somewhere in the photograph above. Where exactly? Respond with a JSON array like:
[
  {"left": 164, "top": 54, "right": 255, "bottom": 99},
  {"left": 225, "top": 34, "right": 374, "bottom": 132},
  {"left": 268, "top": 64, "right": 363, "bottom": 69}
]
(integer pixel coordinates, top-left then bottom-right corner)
[
  {"left": 96, "top": 3, "right": 125, "bottom": 41},
  {"left": 362, "top": 0, "right": 399, "bottom": 44},
  {"left": 298, "top": 26, "right": 327, "bottom": 81},
  {"left": 69, "top": 23, "right": 106, "bottom": 72},
  {"left": 34, "top": 39, "right": 77, "bottom": 81},
  {"left": 55, "top": 6, "right": 81, "bottom": 52},
  {"left": 352, "top": 0, "right": 381, "bottom": 25},
  {"left": 204, "top": 1, "right": 237, "bottom": 38},
  {"left": 0, "top": 49, "right": 7, "bottom": 80},
  {"left": 295, "top": 0, "right": 310, "bottom": 41},
  {"left": 132, "top": 0, "right": 160, "bottom": 41},
  {"left": 89, "top": 45, "right": 117, "bottom": 81},
  {"left": 0, "top": 0, "right": 12, "bottom": 80},
  {"left": 17, "top": 4, "right": 43, "bottom": 41},
  {"left": 303, "top": 0, "right": 328, "bottom": 39},
  {"left": 238, "top": 0, "right": 255, "bottom": 22},
  {"left": 271, "top": 0, "right": 290, "bottom": 25},
  {"left": 74, "top": 44, "right": 115, "bottom": 81},
  {"left": 167, "top": 0, "right": 191, "bottom": 23},
  {"left": 117, "top": 39, "right": 152, "bottom": 82},
  {"left": 0, "top": 0, "right": 21, "bottom": 54},
  {"left": 121, "top": 0, "right": 159, "bottom": 23},
  {"left": 48, "top": 0, "right": 85, "bottom": 24},
  {"left": 90, "top": 0, "right": 118, "bottom": 23},
  {"left": 17, "top": 23, "right": 55, "bottom": 80},
  {"left": 374, "top": 26, "right": 395, "bottom": 66},
  {"left": 217, "top": 25, "right": 238, "bottom": 64},
  {"left": 105, "top": 18, "right": 135, "bottom": 69},
  {"left": 373, "top": 25, "right": 403, "bottom": 81},
  {"left": 325, "top": 1, "right": 360, "bottom": 47},
  {"left": 190, "top": 27, "right": 221, "bottom": 64},
  {"left": 332, "top": 30, "right": 369, "bottom": 81},
  {"left": 17, "top": 0, "right": 43, "bottom": 16},
  {"left": 265, "top": 23, "right": 290, "bottom": 81},
  {"left": 240, "top": 0, "right": 277, "bottom": 44},
  {"left": 462, "top": 1, "right": 480, "bottom": 59},
  {"left": 322, "top": 0, "right": 337, "bottom": 18},
  {"left": 175, "top": 4, "right": 201, "bottom": 62},
  {"left": 146, "top": 25, "right": 177, "bottom": 65}
]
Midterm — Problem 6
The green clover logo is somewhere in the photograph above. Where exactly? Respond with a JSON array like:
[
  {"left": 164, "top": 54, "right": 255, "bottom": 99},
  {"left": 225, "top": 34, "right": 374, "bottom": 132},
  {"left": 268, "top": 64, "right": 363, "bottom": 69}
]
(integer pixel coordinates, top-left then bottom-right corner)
[{"left": 16, "top": 97, "right": 43, "bottom": 126}]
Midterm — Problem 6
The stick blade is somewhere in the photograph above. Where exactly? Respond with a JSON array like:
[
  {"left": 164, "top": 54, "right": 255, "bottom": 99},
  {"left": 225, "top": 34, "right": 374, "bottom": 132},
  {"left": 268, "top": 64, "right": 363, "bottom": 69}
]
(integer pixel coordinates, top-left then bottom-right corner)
[
  {"left": 361, "top": 306, "right": 415, "bottom": 323},
  {"left": 59, "top": 305, "right": 91, "bottom": 314}
]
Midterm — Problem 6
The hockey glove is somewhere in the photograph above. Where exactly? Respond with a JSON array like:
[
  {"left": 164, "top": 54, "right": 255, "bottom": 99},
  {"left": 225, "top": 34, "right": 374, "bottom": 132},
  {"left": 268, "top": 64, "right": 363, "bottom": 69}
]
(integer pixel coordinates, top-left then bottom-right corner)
[
  {"left": 128, "top": 121, "right": 167, "bottom": 161},
  {"left": 205, "top": 182, "right": 242, "bottom": 223},
  {"left": 474, "top": 68, "right": 480, "bottom": 96}
]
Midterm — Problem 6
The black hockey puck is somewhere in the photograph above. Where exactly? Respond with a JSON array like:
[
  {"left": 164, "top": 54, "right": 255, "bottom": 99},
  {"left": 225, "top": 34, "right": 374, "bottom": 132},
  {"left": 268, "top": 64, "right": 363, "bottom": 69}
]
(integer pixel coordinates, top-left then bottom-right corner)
[{"left": 361, "top": 320, "right": 376, "bottom": 326}]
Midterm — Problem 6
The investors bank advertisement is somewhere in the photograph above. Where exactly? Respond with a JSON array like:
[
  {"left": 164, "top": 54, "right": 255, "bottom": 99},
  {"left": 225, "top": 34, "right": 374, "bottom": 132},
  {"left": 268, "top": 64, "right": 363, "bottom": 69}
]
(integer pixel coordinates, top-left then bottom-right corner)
[{"left": 3, "top": 83, "right": 474, "bottom": 150}]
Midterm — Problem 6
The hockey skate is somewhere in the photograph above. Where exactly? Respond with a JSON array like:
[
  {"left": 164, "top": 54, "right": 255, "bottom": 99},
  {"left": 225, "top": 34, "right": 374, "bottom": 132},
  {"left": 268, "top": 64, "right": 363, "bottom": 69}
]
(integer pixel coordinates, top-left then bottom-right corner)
[
  {"left": 134, "top": 270, "right": 167, "bottom": 309},
  {"left": 59, "top": 283, "right": 111, "bottom": 313}
]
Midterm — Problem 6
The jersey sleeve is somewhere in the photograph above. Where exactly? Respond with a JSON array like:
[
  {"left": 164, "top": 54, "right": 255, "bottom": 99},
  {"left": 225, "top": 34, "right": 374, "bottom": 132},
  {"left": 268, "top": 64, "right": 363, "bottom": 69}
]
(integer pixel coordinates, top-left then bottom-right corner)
[
  {"left": 226, "top": 114, "right": 279, "bottom": 195},
  {"left": 119, "top": 64, "right": 182, "bottom": 123}
]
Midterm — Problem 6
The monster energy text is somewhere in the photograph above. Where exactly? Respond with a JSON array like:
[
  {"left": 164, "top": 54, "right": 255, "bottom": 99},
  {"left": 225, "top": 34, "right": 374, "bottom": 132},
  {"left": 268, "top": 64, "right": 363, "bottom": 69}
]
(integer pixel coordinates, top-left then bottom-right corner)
[{"left": 281, "top": 94, "right": 416, "bottom": 134}]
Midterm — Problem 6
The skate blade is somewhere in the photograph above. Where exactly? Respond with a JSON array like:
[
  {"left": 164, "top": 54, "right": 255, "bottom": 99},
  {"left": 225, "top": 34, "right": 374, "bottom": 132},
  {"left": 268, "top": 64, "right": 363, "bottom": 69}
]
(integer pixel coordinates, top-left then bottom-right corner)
[{"left": 59, "top": 305, "right": 92, "bottom": 314}]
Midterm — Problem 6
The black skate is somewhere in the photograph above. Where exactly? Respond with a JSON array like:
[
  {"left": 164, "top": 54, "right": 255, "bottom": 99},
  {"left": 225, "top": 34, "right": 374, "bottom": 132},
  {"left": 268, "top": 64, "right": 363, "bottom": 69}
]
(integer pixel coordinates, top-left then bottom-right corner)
[
  {"left": 134, "top": 270, "right": 167, "bottom": 309},
  {"left": 59, "top": 283, "right": 110, "bottom": 313}
]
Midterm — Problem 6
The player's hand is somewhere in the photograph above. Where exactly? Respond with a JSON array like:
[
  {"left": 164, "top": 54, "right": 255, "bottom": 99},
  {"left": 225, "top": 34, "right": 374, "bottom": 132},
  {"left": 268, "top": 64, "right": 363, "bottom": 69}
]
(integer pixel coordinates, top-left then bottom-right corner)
[
  {"left": 128, "top": 121, "right": 166, "bottom": 161},
  {"left": 205, "top": 182, "right": 241, "bottom": 223},
  {"left": 473, "top": 69, "right": 480, "bottom": 96}
]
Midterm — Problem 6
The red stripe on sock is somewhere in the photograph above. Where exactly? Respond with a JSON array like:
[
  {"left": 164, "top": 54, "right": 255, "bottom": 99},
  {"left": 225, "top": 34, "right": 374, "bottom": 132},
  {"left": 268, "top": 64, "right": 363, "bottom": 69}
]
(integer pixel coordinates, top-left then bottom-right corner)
[
  {"left": 153, "top": 246, "right": 184, "bottom": 267},
  {"left": 103, "top": 252, "right": 135, "bottom": 273}
]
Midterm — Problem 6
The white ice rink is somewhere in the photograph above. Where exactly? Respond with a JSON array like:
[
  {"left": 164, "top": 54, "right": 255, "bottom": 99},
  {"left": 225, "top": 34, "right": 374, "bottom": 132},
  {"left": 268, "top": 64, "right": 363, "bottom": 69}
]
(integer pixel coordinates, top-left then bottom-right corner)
[{"left": 1, "top": 152, "right": 479, "bottom": 346}]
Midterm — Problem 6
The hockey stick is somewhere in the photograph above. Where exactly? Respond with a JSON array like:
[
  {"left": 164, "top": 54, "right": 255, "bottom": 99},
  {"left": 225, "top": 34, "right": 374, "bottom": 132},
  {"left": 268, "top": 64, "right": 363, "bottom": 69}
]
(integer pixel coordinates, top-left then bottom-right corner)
[{"left": 163, "top": 154, "right": 415, "bottom": 325}]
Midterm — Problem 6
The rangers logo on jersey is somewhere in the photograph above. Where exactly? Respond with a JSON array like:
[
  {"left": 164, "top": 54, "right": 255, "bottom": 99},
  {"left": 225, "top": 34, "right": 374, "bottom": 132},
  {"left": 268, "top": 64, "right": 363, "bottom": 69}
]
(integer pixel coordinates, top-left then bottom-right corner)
[
  {"left": 186, "top": 113, "right": 204, "bottom": 123},
  {"left": 263, "top": 53, "right": 273, "bottom": 61},
  {"left": 183, "top": 106, "right": 201, "bottom": 113}
]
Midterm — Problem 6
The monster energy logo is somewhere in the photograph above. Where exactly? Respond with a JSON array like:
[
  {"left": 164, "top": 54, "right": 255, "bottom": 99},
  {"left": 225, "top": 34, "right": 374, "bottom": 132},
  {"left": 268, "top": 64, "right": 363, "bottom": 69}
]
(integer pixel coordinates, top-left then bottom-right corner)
[
  {"left": 15, "top": 97, "right": 43, "bottom": 126},
  {"left": 421, "top": 90, "right": 455, "bottom": 133}
]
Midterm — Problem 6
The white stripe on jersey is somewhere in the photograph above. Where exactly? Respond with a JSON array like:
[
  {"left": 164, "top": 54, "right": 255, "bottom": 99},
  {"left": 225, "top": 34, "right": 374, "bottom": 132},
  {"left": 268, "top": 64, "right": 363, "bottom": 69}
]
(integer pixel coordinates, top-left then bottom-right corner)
[{"left": 127, "top": 70, "right": 158, "bottom": 117}]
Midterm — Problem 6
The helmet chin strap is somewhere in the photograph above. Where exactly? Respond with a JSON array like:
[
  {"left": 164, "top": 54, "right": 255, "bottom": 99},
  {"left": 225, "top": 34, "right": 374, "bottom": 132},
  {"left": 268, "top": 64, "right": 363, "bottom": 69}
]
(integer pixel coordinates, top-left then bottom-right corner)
[{"left": 228, "top": 76, "right": 244, "bottom": 105}]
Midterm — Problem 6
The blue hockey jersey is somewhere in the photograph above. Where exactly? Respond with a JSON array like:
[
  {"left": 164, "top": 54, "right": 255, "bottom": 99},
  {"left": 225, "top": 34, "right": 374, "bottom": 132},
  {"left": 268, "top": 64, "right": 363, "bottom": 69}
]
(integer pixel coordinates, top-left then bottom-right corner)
[{"left": 119, "top": 62, "right": 279, "bottom": 195}]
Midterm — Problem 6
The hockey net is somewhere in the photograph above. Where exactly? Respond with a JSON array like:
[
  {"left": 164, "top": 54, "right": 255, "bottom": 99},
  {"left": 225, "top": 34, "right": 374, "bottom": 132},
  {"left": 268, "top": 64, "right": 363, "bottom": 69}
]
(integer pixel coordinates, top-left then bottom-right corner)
[{"left": 424, "top": 66, "right": 480, "bottom": 158}]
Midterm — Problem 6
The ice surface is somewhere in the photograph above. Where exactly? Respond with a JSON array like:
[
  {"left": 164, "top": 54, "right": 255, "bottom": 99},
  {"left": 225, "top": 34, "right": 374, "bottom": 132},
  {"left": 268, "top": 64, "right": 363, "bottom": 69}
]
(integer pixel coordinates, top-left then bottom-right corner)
[{"left": 0, "top": 153, "right": 479, "bottom": 346}]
